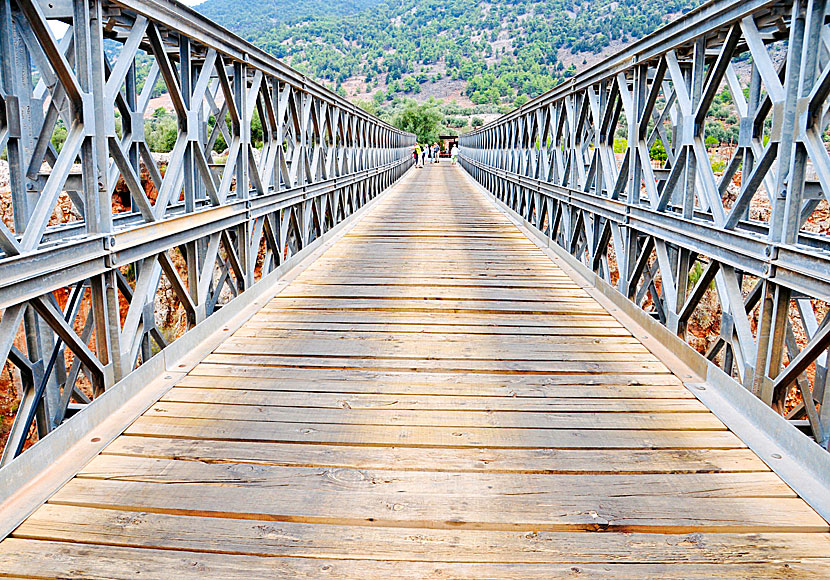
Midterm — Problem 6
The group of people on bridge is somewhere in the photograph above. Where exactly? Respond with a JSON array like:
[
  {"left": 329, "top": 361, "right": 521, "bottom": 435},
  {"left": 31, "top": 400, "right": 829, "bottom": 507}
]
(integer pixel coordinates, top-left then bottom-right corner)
[{"left": 414, "top": 142, "right": 458, "bottom": 168}]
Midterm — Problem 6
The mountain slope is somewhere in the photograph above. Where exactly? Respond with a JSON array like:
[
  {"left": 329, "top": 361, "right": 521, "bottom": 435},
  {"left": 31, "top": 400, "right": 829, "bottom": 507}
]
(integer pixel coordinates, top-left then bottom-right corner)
[
  {"left": 198, "top": 0, "right": 699, "bottom": 108},
  {"left": 197, "top": 0, "right": 384, "bottom": 41}
]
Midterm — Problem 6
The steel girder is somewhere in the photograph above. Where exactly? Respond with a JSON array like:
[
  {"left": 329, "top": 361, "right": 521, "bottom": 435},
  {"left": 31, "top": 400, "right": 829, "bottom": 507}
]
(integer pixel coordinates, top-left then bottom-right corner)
[
  {"left": 0, "top": 0, "right": 414, "bottom": 462},
  {"left": 460, "top": 0, "right": 830, "bottom": 448}
]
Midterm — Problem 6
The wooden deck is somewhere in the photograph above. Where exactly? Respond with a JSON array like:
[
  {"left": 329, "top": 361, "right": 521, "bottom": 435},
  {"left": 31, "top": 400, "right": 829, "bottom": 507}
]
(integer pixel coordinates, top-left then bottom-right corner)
[{"left": 1, "top": 165, "right": 828, "bottom": 577}]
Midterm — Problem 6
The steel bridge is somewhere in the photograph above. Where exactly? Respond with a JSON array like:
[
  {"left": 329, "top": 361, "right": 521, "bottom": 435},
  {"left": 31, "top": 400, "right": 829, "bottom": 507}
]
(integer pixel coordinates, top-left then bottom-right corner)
[{"left": 0, "top": 0, "right": 829, "bottom": 575}]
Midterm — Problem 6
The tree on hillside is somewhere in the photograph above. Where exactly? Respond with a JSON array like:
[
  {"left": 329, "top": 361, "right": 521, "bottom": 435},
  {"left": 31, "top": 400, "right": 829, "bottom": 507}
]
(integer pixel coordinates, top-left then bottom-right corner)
[
  {"left": 354, "top": 98, "right": 380, "bottom": 117},
  {"left": 393, "top": 99, "right": 443, "bottom": 144}
]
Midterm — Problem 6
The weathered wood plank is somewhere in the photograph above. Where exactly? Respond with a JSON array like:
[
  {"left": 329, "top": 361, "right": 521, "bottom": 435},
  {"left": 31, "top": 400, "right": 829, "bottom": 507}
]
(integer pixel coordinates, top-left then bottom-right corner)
[
  {"left": 218, "top": 334, "right": 655, "bottom": 354},
  {"left": 143, "top": 401, "right": 726, "bottom": 430},
  {"left": 260, "top": 297, "right": 610, "bottom": 315},
  {"left": 184, "top": 366, "right": 689, "bottom": 392},
  {"left": 75, "top": 456, "right": 792, "bottom": 498},
  {"left": 233, "top": 325, "right": 637, "bottom": 338},
  {"left": 160, "top": 387, "right": 707, "bottom": 412},
  {"left": 202, "top": 353, "right": 672, "bottom": 374},
  {"left": 276, "top": 285, "right": 599, "bottom": 302},
  {"left": 247, "top": 311, "right": 627, "bottom": 327},
  {"left": 19, "top": 506, "right": 830, "bottom": 564},
  {"left": 48, "top": 477, "right": 826, "bottom": 532},
  {"left": 103, "top": 435, "right": 768, "bottom": 473},
  {"left": 3, "top": 539, "right": 829, "bottom": 579},
  {"left": 125, "top": 415, "right": 746, "bottom": 448},
  {"left": 214, "top": 339, "right": 660, "bottom": 362}
]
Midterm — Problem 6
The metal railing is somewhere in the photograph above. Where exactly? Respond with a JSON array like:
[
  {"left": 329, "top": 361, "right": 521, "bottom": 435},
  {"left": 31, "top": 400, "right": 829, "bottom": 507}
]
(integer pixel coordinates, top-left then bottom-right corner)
[
  {"left": 461, "top": 0, "right": 830, "bottom": 448},
  {"left": 0, "top": 0, "right": 414, "bottom": 462}
]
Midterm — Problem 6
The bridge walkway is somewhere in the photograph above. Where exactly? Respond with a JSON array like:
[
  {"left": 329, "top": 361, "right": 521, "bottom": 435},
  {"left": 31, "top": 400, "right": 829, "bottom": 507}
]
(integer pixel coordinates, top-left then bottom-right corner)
[{"left": 0, "top": 165, "right": 828, "bottom": 577}]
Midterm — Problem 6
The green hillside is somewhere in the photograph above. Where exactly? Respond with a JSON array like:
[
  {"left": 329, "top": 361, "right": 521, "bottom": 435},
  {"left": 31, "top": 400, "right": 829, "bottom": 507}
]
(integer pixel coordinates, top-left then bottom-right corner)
[
  {"left": 197, "top": 0, "right": 384, "bottom": 41},
  {"left": 197, "top": 0, "right": 699, "bottom": 108}
]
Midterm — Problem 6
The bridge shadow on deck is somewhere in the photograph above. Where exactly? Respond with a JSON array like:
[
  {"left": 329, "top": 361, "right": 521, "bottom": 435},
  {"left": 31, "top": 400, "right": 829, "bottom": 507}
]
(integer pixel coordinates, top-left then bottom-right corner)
[{"left": 1, "top": 165, "right": 829, "bottom": 577}]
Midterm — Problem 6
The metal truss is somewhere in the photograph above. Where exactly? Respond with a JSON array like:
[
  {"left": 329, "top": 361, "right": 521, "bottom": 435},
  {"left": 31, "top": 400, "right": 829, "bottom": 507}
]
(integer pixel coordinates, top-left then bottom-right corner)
[
  {"left": 0, "top": 0, "right": 414, "bottom": 462},
  {"left": 461, "top": 0, "right": 830, "bottom": 448}
]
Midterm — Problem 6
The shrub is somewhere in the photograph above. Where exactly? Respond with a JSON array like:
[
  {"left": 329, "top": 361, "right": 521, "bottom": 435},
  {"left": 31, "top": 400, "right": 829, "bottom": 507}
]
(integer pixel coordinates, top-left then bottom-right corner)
[
  {"left": 51, "top": 123, "right": 68, "bottom": 153},
  {"left": 649, "top": 140, "right": 667, "bottom": 163},
  {"left": 392, "top": 99, "right": 443, "bottom": 144}
]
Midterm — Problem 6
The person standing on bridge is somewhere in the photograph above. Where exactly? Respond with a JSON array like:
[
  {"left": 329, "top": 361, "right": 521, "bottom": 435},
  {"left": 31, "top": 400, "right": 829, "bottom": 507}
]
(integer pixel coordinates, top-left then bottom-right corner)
[
  {"left": 433, "top": 142, "right": 440, "bottom": 163},
  {"left": 414, "top": 143, "right": 423, "bottom": 168},
  {"left": 451, "top": 144, "right": 459, "bottom": 165}
]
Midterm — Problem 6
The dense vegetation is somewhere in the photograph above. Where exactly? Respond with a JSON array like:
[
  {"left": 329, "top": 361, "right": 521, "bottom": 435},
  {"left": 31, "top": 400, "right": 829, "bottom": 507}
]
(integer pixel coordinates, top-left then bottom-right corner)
[
  {"left": 132, "top": 0, "right": 749, "bottom": 163},
  {"left": 198, "top": 0, "right": 383, "bottom": 41},
  {"left": 198, "top": 0, "right": 700, "bottom": 107}
]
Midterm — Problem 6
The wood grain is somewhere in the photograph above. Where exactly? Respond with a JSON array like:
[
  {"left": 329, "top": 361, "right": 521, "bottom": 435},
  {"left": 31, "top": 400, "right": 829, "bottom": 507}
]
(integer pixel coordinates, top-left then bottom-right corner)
[{"left": 2, "top": 165, "right": 826, "bottom": 577}]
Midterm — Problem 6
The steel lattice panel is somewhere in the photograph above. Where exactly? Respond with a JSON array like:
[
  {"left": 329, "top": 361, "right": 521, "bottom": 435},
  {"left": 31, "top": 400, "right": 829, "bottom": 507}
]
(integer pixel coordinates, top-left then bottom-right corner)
[
  {"left": 460, "top": 0, "right": 830, "bottom": 448},
  {"left": 0, "top": 0, "right": 414, "bottom": 461}
]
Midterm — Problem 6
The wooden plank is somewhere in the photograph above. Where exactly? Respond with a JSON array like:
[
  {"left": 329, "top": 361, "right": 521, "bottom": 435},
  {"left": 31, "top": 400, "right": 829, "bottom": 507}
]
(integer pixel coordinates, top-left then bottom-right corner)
[
  {"left": 143, "top": 401, "right": 726, "bottom": 430},
  {"left": 247, "top": 311, "right": 627, "bottom": 327},
  {"left": 306, "top": 255, "right": 563, "bottom": 262},
  {"left": 260, "top": 297, "right": 610, "bottom": 315},
  {"left": 313, "top": 247, "right": 565, "bottom": 256},
  {"left": 235, "top": 322, "right": 636, "bottom": 336},
  {"left": 161, "top": 387, "right": 707, "bottom": 412},
  {"left": 3, "top": 539, "right": 830, "bottom": 579},
  {"left": 103, "top": 435, "right": 768, "bottom": 473},
  {"left": 75, "top": 456, "right": 792, "bottom": 498},
  {"left": 48, "top": 477, "right": 826, "bottom": 532},
  {"left": 294, "top": 276, "right": 577, "bottom": 286},
  {"left": 213, "top": 339, "right": 660, "bottom": 361},
  {"left": 319, "top": 247, "right": 567, "bottom": 255},
  {"left": 18, "top": 505, "right": 830, "bottom": 564},
  {"left": 202, "top": 353, "right": 672, "bottom": 374},
  {"left": 222, "top": 332, "right": 653, "bottom": 351},
  {"left": 299, "top": 264, "right": 566, "bottom": 273},
  {"left": 299, "top": 261, "right": 569, "bottom": 272},
  {"left": 276, "top": 285, "right": 601, "bottom": 301},
  {"left": 125, "top": 415, "right": 746, "bottom": 448},
  {"left": 291, "top": 276, "right": 590, "bottom": 287},
  {"left": 184, "top": 366, "right": 691, "bottom": 393}
]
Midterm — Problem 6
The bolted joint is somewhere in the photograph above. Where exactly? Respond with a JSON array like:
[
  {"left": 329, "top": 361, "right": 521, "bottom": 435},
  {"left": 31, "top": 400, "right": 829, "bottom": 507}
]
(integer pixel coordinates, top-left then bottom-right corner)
[{"left": 104, "top": 238, "right": 118, "bottom": 268}]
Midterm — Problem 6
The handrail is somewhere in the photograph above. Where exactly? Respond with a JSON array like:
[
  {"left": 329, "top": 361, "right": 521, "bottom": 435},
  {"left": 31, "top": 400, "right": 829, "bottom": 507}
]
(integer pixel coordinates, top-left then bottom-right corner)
[
  {"left": 0, "top": 0, "right": 414, "bottom": 462},
  {"left": 460, "top": 0, "right": 830, "bottom": 449}
]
